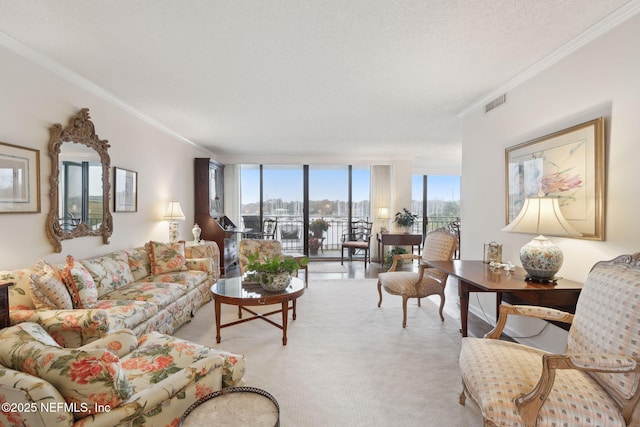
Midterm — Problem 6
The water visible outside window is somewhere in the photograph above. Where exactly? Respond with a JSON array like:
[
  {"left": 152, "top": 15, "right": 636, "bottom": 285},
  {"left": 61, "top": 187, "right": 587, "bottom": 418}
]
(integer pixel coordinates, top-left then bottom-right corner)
[{"left": 240, "top": 166, "right": 459, "bottom": 257}]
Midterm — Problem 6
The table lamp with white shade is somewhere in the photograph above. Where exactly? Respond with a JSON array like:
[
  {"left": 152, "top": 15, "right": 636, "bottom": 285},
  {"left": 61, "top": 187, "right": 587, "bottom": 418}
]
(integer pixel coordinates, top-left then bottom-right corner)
[
  {"left": 502, "top": 196, "right": 581, "bottom": 282},
  {"left": 164, "top": 201, "right": 185, "bottom": 243},
  {"left": 377, "top": 207, "right": 390, "bottom": 233}
]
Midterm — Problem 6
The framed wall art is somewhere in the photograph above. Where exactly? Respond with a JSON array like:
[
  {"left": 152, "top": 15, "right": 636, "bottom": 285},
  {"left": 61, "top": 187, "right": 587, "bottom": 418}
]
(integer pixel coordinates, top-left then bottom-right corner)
[
  {"left": 0, "top": 141, "right": 41, "bottom": 213},
  {"left": 505, "top": 117, "right": 605, "bottom": 240},
  {"left": 114, "top": 167, "right": 138, "bottom": 212}
]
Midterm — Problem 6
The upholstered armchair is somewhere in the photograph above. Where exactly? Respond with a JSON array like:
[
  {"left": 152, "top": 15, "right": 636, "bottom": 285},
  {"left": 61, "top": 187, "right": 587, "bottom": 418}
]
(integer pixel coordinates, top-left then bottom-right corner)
[
  {"left": 238, "top": 239, "right": 284, "bottom": 274},
  {"left": 377, "top": 228, "right": 457, "bottom": 327},
  {"left": 459, "top": 253, "right": 640, "bottom": 426},
  {"left": 0, "top": 322, "right": 245, "bottom": 427}
]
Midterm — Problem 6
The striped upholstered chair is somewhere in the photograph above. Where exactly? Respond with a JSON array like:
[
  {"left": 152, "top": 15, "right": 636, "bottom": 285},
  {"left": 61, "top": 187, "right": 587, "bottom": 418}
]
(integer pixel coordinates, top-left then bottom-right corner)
[
  {"left": 377, "top": 228, "right": 457, "bottom": 327},
  {"left": 459, "top": 253, "right": 640, "bottom": 426}
]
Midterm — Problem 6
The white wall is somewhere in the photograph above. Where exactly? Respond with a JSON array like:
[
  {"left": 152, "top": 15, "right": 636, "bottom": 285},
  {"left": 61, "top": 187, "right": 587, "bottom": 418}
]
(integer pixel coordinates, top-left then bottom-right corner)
[
  {"left": 460, "top": 14, "right": 640, "bottom": 352},
  {"left": 0, "top": 46, "right": 216, "bottom": 269}
]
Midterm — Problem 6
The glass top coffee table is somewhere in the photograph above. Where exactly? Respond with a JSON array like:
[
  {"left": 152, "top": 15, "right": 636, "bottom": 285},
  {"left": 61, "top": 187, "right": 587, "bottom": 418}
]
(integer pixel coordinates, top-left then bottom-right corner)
[{"left": 211, "top": 276, "right": 305, "bottom": 345}]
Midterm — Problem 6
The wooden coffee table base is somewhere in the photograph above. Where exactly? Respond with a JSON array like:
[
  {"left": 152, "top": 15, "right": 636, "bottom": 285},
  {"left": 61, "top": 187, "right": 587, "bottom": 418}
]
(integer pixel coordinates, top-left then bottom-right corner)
[
  {"left": 211, "top": 277, "right": 305, "bottom": 345},
  {"left": 214, "top": 299, "right": 298, "bottom": 345}
]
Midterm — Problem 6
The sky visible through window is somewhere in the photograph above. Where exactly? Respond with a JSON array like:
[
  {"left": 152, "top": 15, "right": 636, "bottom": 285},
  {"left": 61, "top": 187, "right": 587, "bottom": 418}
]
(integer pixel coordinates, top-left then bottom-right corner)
[{"left": 242, "top": 168, "right": 459, "bottom": 203}]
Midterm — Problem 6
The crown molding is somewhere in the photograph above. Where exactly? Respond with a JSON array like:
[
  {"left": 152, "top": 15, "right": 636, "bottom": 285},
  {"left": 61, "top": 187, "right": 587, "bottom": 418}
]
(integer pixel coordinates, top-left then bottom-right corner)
[
  {"left": 458, "top": 0, "right": 640, "bottom": 118},
  {"left": 0, "top": 30, "right": 208, "bottom": 151}
]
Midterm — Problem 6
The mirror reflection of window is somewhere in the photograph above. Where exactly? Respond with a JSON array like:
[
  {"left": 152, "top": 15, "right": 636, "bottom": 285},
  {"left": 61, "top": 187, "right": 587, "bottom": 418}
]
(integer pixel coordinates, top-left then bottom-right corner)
[{"left": 59, "top": 143, "right": 104, "bottom": 231}]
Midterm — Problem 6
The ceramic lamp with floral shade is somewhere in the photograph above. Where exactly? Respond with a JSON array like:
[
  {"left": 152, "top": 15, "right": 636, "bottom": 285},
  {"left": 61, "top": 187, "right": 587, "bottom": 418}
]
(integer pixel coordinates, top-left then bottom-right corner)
[{"left": 502, "top": 196, "right": 581, "bottom": 282}]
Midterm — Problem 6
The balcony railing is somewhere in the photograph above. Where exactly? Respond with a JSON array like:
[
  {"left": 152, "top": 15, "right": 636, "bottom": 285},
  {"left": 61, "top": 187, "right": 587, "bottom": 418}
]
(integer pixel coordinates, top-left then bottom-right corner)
[{"left": 248, "top": 216, "right": 460, "bottom": 257}]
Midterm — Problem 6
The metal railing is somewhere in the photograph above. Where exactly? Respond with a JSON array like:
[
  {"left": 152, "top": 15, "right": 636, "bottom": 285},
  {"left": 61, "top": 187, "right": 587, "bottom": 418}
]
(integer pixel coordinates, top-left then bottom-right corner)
[{"left": 246, "top": 216, "right": 460, "bottom": 257}]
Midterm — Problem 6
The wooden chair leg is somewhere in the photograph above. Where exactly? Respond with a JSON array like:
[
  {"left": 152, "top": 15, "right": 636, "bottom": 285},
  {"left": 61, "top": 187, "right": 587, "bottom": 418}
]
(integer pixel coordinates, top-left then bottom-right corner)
[
  {"left": 459, "top": 390, "right": 467, "bottom": 405},
  {"left": 377, "top": 280, "right": 383, "bottom": 307},
  {"left": 341, "top": 247, "right": 344, "bottom": 265},
  {"left": 402, "top": 295, "right": 409, "bottom": 328},
  {"left": 438, "top": 292, "right": 446, "bottom": 322}
]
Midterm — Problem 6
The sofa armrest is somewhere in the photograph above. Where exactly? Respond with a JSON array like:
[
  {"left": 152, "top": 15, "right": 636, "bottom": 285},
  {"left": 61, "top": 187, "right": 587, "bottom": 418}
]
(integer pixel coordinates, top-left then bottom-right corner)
[
  {"left": 207, "top": 349, "right": 246, "bottom": 388},
  {"left": 125, "top": 354, "right": 224, "bottom": 413},
  {"left": 185, "top": 258, "right": 219, "bottom": 280},
  {"left": 10, "top": 308, "right": 110, "bottom": 348},
  {"left": 0, "top": 365, "right": 74, "bottom": 427},
  {"left": 184, "top": 242, "right": 221, "bottom": 280},
  {"left": 79, "top": 329, "right": 139, "bottom": 358}
]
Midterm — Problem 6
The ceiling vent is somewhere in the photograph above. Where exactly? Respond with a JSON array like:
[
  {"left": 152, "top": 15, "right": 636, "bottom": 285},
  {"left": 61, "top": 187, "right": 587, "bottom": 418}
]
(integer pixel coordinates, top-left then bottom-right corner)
[{"left": 485, "top": 94, "right": 507, "bottom": 113}]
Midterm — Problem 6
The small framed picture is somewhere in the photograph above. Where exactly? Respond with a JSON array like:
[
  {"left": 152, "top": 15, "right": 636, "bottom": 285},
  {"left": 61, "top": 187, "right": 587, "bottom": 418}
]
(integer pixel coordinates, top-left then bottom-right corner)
[
  {"left": 0, "top": 141, "right": 41, "bottom": 213},
  {"left": 114, "top": 167, "right": 137, "bottom": 212},
  {"left": 483, "top": 242, "right": 502, "bottom": 264}
]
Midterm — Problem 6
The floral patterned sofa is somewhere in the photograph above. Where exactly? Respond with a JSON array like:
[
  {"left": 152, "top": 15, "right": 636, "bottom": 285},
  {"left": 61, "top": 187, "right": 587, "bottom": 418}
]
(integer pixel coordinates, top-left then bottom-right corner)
[
  {"left": 2, "top": 241, "right": 219, "bottom": 348},
  {"left": 0, "top": 322, "right": 245, "bottom": 427}
]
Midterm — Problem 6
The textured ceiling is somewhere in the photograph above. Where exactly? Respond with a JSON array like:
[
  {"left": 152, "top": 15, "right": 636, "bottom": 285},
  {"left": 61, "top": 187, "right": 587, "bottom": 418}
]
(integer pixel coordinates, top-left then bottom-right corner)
[{"left": 0, "top": 0, "right": 636, "bottom": 172}]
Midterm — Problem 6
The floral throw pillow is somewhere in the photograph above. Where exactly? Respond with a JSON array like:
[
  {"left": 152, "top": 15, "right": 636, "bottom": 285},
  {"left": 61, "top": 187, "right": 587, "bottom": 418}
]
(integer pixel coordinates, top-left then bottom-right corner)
[
  {"left": 147, "top": 241, "right": 186, "bottom": 275},
  {"left": 61, "top": 255, "right": 99, "bottom": 308},
  {"left": 29, "top": 260, "right": 74, "bottom": 310}
]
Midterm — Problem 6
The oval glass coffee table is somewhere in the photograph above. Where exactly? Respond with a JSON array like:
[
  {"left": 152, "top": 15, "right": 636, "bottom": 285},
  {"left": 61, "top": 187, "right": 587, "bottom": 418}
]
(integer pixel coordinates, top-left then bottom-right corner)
[
  {"left": 180, "top": 386, "right": 280, "bottom": 427},
  {"left": 211, "top": 276, "right": 305, "bottom": 345}
]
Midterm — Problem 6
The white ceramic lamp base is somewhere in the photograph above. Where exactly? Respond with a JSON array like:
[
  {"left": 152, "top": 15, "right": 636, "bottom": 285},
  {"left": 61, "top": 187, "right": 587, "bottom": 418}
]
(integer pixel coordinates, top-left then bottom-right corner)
[
  {"left": 168, "top": 222, "right": 179, "bottom": 243},
  {"left": 519, "top": 235, "right": 563, "bottom": 282}
]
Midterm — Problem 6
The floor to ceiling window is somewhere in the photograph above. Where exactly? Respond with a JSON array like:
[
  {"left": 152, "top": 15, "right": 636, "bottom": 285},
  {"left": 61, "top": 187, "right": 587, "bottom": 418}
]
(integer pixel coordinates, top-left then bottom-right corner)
[
  {"left": 241, "top": 164, "right": 370, "bottom": 258},
  {"left": 411, "top": 174, "right": 461, "bottom": 236}
]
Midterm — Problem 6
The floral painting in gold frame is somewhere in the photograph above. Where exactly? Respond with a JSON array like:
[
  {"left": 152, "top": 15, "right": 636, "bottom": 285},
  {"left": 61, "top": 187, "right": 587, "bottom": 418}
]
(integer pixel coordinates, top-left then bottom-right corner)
[{"left": 505, "top": 117, "right": 605, "bottom": 240}]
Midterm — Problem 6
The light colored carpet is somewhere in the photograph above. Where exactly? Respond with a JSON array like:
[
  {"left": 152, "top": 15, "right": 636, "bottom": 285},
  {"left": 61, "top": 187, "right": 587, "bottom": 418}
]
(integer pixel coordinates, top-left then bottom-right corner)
[
  {"left": 306, "top": 263, "right": 348, "bottom": 273},
  {"left": 173, "top": 279, "right": 483, "bottom": 426}
]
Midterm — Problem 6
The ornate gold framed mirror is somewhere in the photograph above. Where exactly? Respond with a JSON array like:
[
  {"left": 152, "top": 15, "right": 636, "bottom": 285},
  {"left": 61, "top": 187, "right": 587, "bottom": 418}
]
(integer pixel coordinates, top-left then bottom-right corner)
[{"left": 46, "top": 108, "right": 113, "bottom": 252}]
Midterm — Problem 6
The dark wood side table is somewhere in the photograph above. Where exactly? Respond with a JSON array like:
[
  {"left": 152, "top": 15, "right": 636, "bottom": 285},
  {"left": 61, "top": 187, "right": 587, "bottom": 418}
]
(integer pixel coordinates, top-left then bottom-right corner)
[
  {"left": 377, "top": 233, "right": 423, "bottom": 264},
  {"left": 424, "top": 260, "right": 583, "bottom": 337},
  {"left": 0, "top": 281, "right": 10, "bottom": 329}
]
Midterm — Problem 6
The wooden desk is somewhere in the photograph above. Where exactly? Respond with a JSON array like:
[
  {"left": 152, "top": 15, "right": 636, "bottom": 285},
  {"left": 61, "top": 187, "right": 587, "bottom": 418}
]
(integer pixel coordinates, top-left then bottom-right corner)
[
  {"left": 377, "top": 233, "right": 422, "bottom": 264},
  {"left": 425, "top": 260, "right": 583, "bottom": 337}
]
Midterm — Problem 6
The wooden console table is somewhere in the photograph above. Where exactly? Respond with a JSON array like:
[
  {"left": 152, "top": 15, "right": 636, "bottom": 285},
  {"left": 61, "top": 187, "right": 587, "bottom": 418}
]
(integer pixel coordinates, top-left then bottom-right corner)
[
  {"left": 424, "top": 260, "right": 583, "bottom": 337},
  {"left": 377, "top": 233, "right": 422, "bottom": 264}
]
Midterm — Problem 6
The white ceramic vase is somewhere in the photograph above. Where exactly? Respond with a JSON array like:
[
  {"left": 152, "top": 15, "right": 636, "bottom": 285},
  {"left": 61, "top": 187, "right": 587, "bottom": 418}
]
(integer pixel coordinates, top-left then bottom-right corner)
[{"left": 192, "top": 223, "right": 201, "bottom": 243}]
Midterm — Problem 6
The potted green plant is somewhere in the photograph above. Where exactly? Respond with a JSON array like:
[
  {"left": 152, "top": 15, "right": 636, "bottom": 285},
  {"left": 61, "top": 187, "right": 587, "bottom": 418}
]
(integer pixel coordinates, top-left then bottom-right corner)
[
  {"left": 385, "top": 246, "right": 409, "bottom": 267},
  {"left": 309, "top": 218, "right": 330, "bottom": 237},
  {"left": 394, "top": 208, "right": 418, "bottom": 232},
  {"left": 245, "top": 251, "right": 309, "bottom": 291}
]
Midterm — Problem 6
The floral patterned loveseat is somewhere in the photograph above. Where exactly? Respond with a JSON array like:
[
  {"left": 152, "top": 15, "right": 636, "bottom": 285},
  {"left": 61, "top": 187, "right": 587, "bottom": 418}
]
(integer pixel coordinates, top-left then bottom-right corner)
[
  {"left": 0, "top": 322, "right": 245, "bottom": 427},
  {"left": 3, "top": 241, "right": 219, "bottom": 348}
]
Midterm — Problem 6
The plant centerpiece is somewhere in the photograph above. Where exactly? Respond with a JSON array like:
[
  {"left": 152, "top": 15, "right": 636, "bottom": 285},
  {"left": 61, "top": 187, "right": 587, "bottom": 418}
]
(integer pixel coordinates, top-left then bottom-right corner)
[
  {"left": 309, "top": 218, "right": 330, "bottom": 237},
  {"left": 245, "top": 251, "right": 309, "bottom": 292},
  {"left": 394, "top": 208, "right": 418, "bottom": 233}
]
